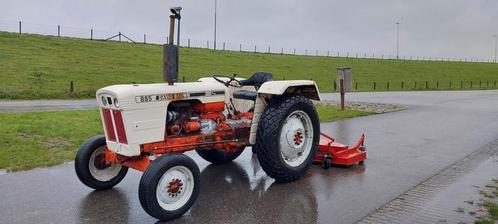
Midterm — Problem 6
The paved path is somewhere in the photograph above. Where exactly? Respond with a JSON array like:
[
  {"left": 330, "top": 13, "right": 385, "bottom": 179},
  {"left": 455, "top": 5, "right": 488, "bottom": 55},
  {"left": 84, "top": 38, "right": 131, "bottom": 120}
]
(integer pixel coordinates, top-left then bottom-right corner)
[
  {"left": 0, "top": 99, "right": 97, "bottom": 112},
  {"left": 1, "top": 90, "right": 498, "bottom": 224}
]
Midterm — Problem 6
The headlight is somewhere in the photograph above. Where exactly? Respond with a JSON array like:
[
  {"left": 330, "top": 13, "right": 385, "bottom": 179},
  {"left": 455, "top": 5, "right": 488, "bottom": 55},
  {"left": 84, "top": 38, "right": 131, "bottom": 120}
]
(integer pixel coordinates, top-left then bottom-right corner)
[
  {"left": 101, "top": 96, "right": 107, "bottom": 106},
  {"left": 114, "top": 98, "right": 120, "bottom": 108}
]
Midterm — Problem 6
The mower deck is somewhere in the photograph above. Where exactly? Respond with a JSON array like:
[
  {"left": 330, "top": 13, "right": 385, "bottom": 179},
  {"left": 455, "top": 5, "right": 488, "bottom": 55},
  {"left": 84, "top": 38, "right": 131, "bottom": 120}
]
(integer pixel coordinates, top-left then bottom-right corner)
[{"left": 314, "top": 132, "right": 366, "bottom": 168}]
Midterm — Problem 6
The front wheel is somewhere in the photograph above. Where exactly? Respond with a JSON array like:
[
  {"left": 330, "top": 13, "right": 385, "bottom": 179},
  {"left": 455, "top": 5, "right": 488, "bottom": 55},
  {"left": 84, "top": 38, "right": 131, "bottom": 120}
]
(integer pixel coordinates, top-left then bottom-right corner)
[
  {"left": 75, "top": 135, "right": 128, "bottom": 190},
  {"left": 255, "top": 95, "right": 320, "bottom": 183},
  {"left": 139, "top": 154, "right": 200, "bottom": 221}
]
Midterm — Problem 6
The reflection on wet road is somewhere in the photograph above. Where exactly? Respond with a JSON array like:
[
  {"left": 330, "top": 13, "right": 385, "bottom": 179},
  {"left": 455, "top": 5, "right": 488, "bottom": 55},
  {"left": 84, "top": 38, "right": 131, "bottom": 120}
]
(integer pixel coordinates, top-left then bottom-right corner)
[{"left": 1, "top": 90, "right": 498, "bottom": 224}]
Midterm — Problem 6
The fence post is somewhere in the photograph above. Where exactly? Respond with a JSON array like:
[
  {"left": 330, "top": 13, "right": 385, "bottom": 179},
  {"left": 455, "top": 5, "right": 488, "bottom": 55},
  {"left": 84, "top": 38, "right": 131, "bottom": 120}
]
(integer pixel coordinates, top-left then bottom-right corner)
[
  {"left": 19, "top": 21, "right": 21, "bottom": 34},
  {"left": 118, "top": 32, "right": 121, "bottom": 41},
  {"left": 327, "top": 50, "right": 329, "bottom": 57},
  {"left": 355, "top": 82, "right": 358, "bottom": 90},
  {"left": 254, "top": 45, "right": 256, "bottom": 53},
  {"left": 401, "top": 81, "right": 404, "bottom": 89},
  {"left": 144, "top": 34, "right": 146, "bottom": 44},
  {"left": 207, "top": 40, "right": 209, "bottom": 48},
  {"left": 333, "top": 81, "right": 337, "bottom": 91},
  {"left": 223, "top": 42, "right": 225, "bottom": 51},
  {"left": 281, "top": 48, "right": 283, "bottom": 54},
  {"left": 70, "top": 81, "right": 74, "bottom": 93},
  {"left": 436, "top": 81, "right": 439, "bottom": 89},
  {"left": 57, "top": 25, "right": 60, "bottom": 37},
  {"left": 188, "top": 39, "right": 190, "bottom": 48},
  {"left": 479, "top": 81, "right": 481, "bottom": 88},
  {"left": 449, "top": 81, "right": 452, "bottom": 89},
  {"left": 415, "top": 81, "right": 417, "bottom": 89},
  {"left": 305, "top": 49, "right": 307, "bottom": 55},
  {"left": 182, "top": 76, "right": 185, "bottom": 82},
  {"left": 239, "top": 44, "right": 242, "bottom": 52},
  {"left": 293, "top": 49, "right": 296, "bottom": 55},
  {"left": 268, "top": 46, "right": 270, "bottom": 53},
  {"left": 461, "top": 81, "right": 463, "bottom": 88},
  {"left": 387, "top": 81, "right": 390, "bottom": 90},
  {"left": 373, "top": 82, "right": 376, "bottom": 90},
  {"left": 316, "top": 50, "right": 318, "bottom": 56},
  {"left": 495, "top": 81, "right": 496, "bottom": 87},
  {"left": 426, "top": 81, "right": 428, "bottom": 89},
  {"left": 90, "top": 29, "right": 93, "bottom": 40},
  {"left": 346, "top": 52, "right": 349, "bottom": 58},
  {"left": 471, "top": 81, "right": 473, "bottom": 88}
]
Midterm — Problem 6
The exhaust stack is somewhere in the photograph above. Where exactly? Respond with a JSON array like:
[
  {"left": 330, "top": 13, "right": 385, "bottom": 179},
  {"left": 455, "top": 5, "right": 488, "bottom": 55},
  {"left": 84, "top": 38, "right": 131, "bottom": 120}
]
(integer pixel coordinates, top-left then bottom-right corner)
[{"left": 164, "top": 7, "right": 182, "bottom": 85}]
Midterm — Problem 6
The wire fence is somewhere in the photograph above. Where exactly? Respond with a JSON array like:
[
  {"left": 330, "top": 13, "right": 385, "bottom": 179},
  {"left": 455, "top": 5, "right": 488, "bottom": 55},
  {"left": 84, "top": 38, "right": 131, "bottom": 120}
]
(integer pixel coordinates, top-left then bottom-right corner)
[{"left": 1, "top": 19, "right": 497, "bottom": 63}]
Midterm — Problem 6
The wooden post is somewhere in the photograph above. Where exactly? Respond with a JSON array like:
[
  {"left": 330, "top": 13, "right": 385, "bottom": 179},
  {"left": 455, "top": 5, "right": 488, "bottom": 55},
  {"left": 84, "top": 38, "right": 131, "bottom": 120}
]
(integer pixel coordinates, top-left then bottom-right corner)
[{"left": 340, "top": 79, "right": 345, "bottom": 111}]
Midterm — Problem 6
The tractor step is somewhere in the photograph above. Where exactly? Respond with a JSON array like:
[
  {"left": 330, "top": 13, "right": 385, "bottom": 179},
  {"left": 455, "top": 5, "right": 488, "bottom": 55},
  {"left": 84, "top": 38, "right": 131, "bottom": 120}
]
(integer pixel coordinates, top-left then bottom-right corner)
[{"left": 314, "top": 132, "right": 366, "bottom": 167}]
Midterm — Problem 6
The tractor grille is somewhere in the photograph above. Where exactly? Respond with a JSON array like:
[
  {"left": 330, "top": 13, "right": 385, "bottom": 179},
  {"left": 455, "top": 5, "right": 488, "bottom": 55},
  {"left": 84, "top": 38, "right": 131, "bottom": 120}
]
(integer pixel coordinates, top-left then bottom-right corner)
[{"left": 102, "top": 108, "right": 127, "bottom": 144}]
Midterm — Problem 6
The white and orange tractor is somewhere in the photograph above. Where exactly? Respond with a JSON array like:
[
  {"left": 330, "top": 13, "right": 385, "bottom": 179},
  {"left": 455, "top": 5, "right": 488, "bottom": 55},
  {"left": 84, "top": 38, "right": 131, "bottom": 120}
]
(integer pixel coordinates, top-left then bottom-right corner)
[{"left": 75, "top": 9, "right": 365, "bottom": 222}]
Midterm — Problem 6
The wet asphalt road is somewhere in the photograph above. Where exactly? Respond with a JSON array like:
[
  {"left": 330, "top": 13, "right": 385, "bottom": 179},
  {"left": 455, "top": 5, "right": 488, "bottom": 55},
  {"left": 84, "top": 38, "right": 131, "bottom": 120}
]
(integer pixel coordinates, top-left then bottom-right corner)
[{"left": 1, "top": 90, "right": 498, "bottom": 224}]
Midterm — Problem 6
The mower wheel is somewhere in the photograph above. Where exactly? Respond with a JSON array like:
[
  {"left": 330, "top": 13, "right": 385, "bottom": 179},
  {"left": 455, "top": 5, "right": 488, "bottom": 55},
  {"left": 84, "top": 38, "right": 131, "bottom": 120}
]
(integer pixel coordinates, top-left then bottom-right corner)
[
  {"left": 255, "top": 95, "right": 320, "bottom": 183},
  {"left": 322, "top": 158, "right": 331, "bottom": 169},
  {"left": 139, "top": 154, "right": 200, "bottom": 221},
  {"left": 195, "top": 147, "right": 244, "bottom": 164},
  {"left": 75, "top": 135, "right": 128, "bottom": 190}
]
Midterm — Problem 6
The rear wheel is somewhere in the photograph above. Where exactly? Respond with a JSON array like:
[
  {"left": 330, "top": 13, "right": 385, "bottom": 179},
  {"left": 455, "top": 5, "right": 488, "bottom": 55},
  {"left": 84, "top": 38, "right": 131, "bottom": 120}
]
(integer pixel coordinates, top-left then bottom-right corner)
[
  {"left": 139, "top": 154, "right": 200, "bottom": 221},
  {"left": 195, "top": 147, "right": 244, "bottom": 164},
  {"left": 75, "top": 135, "right": 128, "bottom": 190},
  {"left": 255, "top": 95, "right": 320, "bottom": 183}
]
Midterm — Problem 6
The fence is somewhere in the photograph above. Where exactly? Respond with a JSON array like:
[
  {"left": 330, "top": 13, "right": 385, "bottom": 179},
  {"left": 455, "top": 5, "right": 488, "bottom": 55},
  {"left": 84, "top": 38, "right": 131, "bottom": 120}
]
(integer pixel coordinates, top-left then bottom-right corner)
[{"left": 1, "top": 19, "right": 497, "bottom": 63}]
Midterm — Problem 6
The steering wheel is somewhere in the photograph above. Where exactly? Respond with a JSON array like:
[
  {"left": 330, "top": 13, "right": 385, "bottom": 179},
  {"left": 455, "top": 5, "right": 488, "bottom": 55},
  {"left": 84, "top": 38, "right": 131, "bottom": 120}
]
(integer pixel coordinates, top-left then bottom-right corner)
[{"left": 212, "top": 75, "right": 242, "bottom": 87}]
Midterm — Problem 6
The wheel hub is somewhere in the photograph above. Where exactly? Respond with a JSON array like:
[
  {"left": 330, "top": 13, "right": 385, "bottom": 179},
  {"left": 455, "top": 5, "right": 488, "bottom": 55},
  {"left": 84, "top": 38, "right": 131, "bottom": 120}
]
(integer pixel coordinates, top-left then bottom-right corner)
[
  {"left": 93, "top": 154, "right": 110, "bottom": 170},
  {"left": 167, "top": 179, "right": 184, "bottom": 196},
  {"left": 279, "top": 110, "right": 314, "bottom": 167}
]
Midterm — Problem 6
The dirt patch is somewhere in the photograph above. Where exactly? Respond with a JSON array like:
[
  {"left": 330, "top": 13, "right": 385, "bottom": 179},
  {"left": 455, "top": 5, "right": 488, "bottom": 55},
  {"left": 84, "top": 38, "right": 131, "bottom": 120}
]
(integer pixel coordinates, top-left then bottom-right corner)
[
  {"left": 18, "top": 133, "right": 42, "bottom": 140},
  {"left": 44, "top": 138, "right": 72, "bottom": 150}
]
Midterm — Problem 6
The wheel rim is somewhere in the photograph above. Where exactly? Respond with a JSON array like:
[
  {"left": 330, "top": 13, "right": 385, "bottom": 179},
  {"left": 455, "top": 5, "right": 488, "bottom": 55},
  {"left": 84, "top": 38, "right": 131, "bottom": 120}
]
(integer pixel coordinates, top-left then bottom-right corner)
[
  {"left": 88, "top": 146, "right": 122, "bottom": 182},
  {"left": 156, "top": 166, "right": 195, "bottom": 211},
  {"left": 279, "top": 110, "right": 314, "bottom": 167}
]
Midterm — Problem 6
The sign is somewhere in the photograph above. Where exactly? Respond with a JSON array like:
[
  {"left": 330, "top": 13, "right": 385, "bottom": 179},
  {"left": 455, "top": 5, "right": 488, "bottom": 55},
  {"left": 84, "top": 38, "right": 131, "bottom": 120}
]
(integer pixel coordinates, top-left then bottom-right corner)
[{"left": 336, "top": 67, "right": 352, "bottom": 92}]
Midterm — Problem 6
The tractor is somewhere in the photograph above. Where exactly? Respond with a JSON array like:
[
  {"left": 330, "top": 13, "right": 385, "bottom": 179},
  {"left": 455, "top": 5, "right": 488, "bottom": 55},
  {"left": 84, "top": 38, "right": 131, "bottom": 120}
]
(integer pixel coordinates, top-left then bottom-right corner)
[{"left": 74, "top": 8, "right": 366, "bottom": 221}]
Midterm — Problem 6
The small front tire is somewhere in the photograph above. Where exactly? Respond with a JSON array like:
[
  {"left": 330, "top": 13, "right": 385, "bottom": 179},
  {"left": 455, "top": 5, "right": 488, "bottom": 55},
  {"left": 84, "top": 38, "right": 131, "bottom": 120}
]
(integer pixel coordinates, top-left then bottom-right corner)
[
  {"left": 75, "top": 135, "right": 128, "bottom": 190},
  {"left": 139, "top": 154, "right": 200, "bottom": 221}
]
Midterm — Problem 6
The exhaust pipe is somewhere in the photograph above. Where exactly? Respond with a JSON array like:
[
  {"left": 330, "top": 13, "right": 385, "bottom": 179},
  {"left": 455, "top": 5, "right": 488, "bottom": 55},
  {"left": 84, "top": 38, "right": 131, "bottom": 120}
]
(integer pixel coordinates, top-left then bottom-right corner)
[{"left": 164, "top": 7, "right": 182, "bottom": 85}]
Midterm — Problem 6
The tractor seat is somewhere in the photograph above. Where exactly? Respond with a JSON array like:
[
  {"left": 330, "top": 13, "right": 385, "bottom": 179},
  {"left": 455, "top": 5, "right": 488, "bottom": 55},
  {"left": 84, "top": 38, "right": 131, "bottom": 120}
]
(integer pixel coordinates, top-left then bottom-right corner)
[
  {"left": 238, "top": 72, "right": 273, "bottom": 87},
  {"left": 233, "top": 90, "right": 257, "bottom": 101}
]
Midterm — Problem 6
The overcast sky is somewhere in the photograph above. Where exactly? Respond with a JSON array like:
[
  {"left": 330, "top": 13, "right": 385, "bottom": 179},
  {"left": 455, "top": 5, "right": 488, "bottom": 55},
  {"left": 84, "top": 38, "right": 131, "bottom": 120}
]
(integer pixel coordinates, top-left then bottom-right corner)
[{"left": 1, "top": 0, "right": 498, "bottom": 60}]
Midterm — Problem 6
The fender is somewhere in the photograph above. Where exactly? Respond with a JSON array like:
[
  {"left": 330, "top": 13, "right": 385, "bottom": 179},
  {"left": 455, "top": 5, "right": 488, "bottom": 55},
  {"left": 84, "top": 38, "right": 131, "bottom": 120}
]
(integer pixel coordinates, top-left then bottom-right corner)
[{"left": 249, "top": 80, "right": 321, "bottom": 144}]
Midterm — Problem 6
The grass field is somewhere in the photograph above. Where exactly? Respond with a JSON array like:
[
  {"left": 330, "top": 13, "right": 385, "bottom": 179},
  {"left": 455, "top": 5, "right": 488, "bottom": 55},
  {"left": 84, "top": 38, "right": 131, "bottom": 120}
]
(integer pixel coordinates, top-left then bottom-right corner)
[
  {"left": 0, "top": 105, "right": 372, "bottom": 171},
  {"left": 1, "top": 32, "right": 497, "bottom": 99}
]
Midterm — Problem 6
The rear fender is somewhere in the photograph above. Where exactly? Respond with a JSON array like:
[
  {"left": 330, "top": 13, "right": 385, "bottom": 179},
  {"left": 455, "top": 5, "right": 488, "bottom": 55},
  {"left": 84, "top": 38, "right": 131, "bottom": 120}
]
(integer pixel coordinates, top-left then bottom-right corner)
[{"left": 249, "top": 80, "right": 321, "bottom": 144}]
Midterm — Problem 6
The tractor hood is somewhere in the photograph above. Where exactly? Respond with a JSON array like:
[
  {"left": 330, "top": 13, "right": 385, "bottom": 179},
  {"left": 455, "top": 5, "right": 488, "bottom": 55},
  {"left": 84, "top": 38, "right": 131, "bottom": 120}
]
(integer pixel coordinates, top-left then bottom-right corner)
[{"left": 96, "top": 80, "right": 226, "bottom": 110}]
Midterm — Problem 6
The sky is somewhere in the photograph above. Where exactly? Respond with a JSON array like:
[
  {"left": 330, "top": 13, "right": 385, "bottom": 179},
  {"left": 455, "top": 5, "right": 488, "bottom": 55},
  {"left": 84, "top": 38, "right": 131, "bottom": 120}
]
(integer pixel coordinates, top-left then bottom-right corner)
[{"left": 1, "top": 0, "right": 498, "bottom": 60}]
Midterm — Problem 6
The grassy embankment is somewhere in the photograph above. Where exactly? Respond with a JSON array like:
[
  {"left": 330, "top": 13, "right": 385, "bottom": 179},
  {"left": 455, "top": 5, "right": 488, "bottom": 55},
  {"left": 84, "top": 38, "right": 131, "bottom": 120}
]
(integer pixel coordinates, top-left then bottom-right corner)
[{"left": 1, "top": 32, "right": 498, "bottom": 99}]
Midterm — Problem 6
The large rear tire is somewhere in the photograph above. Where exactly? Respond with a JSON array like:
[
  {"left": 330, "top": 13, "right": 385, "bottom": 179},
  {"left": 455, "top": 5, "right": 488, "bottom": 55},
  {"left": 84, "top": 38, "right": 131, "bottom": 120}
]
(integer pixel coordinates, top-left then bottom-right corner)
[
  {"left": 139, "top": 154, "right": 200, "bottom": 221},
  {"left": 75, "top": 135, "right": 128, "bottom": 190},
  {"left": 255, "top": 95, "right": 320, "bottom": 183},
  {"left": 195, "top": 147, "right": 244, "bottom": 164}
]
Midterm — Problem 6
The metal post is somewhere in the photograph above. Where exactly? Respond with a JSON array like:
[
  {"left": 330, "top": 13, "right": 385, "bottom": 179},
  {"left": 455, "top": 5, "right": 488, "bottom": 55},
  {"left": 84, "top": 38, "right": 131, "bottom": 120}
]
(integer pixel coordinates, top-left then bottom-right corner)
[
  {"left": 223, "top": 42, "right": 225, "bottom": 51},
  {"left": 401, "top": 81, "right": 404, "bottom": 89},
  {"left": 305, "top": 49, "right": 307, "bottom": 55},
  {"left": 281, "top": 48, "right": 283, "bottom": 54},
  {"left": 340, "top": 79, "right": 345, "bottom": 111},
  {"left": 188, "top": 39, "right": 190, "bottom": 48},
  {"left": 316, "top": 50, "right": 318, "bottom": 56},
  {"left": 144, "top": 34, "right": 146, "bottom": 44},
  {"left": 387, "top": 81, "right": 390, "bottom": 90},
  {"left": 268, "top": 46, "right": 270, "bottom": 53},
  {"left": 293, "top": 49, "right": 296, "bottom": 55},
  {"left": 436, "top": 81, "right": 439, "bottom": 89},
  {"left": 90, "top": 29, "right": 93, "bottom": 40},
  {"left": 239, "top": 44, "right": 242, "bottom": 52},
  {"left": 57, "top": 25, "right": 60, "bottom": 37},
  {"left": 207, "top": 41, "right": 209, "bottom": 48},
  {"left": 327, "top": 51, "right": 329, "bottom": 57},
  {"left": 213, "top": 0, "right": 217, "bottom": 50},
  {"left": 19, "top": 21, "right": 21, "bottom": 34},
  {"left": 373, "top": 82, "right": 376, "bottom": 90},
  {"left": 494, "top": 35, "right": 497, "bottom": 63},
  {"left": 396, "top": 22, "right": 400, "bottom": 59},
  {"left": 254, "top": 45, "right": 256, "bottom": 53},
  {"left": 118, "top": 32, "right": 122, "bottom": 42}
]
